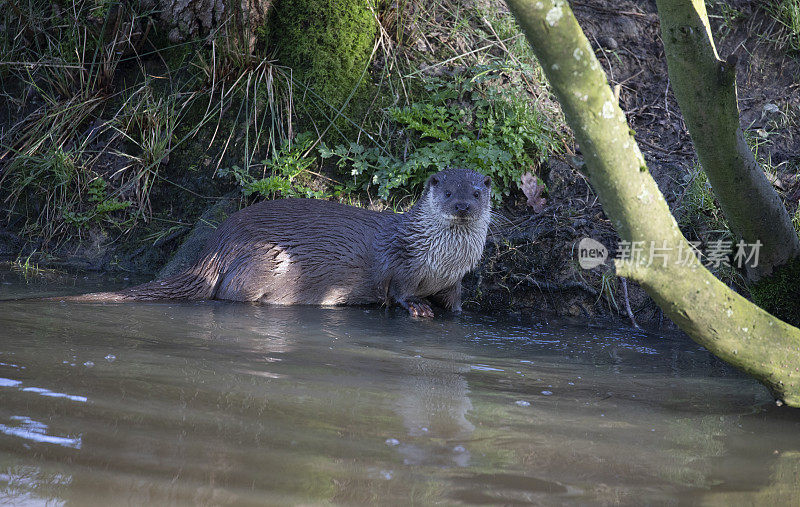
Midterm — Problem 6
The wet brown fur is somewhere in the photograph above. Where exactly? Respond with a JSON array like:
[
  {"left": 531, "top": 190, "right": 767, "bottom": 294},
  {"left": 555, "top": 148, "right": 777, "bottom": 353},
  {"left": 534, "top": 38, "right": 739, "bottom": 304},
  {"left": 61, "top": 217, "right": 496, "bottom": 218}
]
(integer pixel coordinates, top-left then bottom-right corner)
[{"left": 59, "top": 168, "right": 492, "bottom": 315}]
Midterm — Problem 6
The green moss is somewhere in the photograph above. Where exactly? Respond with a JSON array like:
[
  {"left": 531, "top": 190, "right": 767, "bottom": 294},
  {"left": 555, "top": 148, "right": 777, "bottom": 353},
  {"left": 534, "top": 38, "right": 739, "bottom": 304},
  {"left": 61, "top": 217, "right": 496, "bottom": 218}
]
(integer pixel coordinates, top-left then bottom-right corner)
[
  {"left": 750, "top": 257, "right": 800, "bottom": 327},
  {"left": 266, "top": 0, "right": 377, "bottom": 139}
]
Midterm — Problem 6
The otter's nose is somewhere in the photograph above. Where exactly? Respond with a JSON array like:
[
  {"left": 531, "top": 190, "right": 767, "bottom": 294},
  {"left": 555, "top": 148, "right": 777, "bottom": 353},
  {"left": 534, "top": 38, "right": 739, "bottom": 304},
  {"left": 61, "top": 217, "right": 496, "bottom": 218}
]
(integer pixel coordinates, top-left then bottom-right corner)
[{"left": 455, "top": 202, "right": 471, "bottom": 215}]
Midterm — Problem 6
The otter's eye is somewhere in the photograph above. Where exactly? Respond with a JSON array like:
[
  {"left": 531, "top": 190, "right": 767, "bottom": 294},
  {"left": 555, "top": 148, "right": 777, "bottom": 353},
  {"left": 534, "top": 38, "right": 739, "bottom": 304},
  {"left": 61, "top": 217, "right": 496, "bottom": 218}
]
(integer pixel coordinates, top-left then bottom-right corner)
[
  {"left": 445, "top": 191, "right": 451, "bottom": 198},
  {"left": 473, "top": 191, "right": 480, "bottom": 199}
]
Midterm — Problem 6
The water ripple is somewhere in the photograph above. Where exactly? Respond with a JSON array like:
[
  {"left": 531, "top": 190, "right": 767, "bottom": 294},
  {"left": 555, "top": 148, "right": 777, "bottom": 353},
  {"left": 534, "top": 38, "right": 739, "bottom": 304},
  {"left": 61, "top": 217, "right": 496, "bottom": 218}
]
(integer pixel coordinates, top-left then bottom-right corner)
[
  {"left": 0, "top": 416, "right": 82, "bottom": 449},
  {"left": 0, "top": 377, "right": 87, "bottom": 403}
]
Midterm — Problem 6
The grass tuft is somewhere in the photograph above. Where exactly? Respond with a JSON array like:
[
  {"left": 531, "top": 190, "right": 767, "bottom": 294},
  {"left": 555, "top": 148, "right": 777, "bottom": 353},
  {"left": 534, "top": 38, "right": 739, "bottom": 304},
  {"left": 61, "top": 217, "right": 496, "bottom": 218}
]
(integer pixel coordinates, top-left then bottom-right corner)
[
  {"left": 675, "top": 163, "right": 728, "bottom": 238},
  {"left": 0, "top": 0, "right": 296, "bottom": 250},
  {"left": 763, "top": 0, "right": 800, "bottom": 53}
]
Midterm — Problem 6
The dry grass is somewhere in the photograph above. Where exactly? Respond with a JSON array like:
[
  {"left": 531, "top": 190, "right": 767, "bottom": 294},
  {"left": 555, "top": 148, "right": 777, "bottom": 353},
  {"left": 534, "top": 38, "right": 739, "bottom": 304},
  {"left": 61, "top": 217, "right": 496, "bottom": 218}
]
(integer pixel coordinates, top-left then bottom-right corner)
[
  {"left": 0, "top": 0, "right": 295, "bottom": 248},
  {"left": 0, "top": 0, "right": 569, "bottom": 255}
]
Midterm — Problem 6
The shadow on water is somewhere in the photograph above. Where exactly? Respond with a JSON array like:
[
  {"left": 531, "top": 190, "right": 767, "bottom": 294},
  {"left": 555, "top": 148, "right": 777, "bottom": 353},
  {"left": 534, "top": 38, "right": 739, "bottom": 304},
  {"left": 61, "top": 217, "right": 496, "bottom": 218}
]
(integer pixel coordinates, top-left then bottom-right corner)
[{"left": 1, "top": 272, "right": 800, "bottom": 504}]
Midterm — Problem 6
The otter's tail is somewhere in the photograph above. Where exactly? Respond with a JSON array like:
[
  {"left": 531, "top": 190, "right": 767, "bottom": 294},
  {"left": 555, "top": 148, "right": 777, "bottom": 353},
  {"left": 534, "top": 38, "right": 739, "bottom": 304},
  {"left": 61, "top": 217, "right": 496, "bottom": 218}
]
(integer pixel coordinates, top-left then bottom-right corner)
[{"left": 49, "top": 266, "right": 220, "bottom": 302}]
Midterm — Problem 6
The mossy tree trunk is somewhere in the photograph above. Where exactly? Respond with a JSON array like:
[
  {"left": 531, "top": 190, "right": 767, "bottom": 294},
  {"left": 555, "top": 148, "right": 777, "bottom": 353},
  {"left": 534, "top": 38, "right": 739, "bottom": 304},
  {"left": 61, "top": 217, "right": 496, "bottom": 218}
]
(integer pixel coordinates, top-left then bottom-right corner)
[
  {"left": 266, "top": 0, "right": 378, "bottom": 140},
  {"left": 505, "top": 0, "right": 800, "bottom": 406},
  {"left": 143, "top": 0, "right": 377, "bottom": 144},
  {"left": 655, "top": 0, "right": 800, "bottom": 326},
  {"left": 141, "top": 0, "right": 378, "bottom": 123},
  {"left": 655, "top": 0, "right": 800, "bottom": 283}
]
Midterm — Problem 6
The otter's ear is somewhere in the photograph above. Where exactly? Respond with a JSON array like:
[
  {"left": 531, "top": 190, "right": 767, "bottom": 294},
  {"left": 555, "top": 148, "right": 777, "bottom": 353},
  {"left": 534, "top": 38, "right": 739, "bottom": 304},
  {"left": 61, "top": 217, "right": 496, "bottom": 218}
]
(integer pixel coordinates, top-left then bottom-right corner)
[
  {"left": 430, "top": 175, "right": 440, "bottom": 187},
  {"left": 483, "top": 175, "right": 492, "bottom": 188}
]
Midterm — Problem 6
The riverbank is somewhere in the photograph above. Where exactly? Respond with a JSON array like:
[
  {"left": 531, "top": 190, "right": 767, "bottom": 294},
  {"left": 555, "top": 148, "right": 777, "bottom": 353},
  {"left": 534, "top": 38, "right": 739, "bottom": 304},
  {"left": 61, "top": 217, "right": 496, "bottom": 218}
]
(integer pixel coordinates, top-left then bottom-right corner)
[{"left": 1, "top": 0, "right": 798, "bottom": 324}]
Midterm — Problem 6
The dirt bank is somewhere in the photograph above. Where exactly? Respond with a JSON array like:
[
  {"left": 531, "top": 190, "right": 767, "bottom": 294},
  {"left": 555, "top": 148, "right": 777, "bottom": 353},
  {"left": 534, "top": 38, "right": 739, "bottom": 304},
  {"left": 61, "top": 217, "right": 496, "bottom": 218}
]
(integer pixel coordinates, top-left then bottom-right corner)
[{"left": 2, "top": 0, "right": 797, "bottom": 326}]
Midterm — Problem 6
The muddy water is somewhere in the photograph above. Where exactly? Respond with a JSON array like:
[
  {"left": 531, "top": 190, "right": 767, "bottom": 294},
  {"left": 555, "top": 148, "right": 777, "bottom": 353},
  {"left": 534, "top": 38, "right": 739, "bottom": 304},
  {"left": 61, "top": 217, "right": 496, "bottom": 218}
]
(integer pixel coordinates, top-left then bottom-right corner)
[{"left": 1, "top": 271, "right": 799, "bottom": 505}]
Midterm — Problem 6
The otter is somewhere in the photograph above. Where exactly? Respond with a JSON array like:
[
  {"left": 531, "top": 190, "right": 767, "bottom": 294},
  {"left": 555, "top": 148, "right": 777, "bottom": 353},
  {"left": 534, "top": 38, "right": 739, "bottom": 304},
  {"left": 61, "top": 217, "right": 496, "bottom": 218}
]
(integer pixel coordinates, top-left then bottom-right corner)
[{"left": 60, "top": 168, "right": 492, "bottom": 317}]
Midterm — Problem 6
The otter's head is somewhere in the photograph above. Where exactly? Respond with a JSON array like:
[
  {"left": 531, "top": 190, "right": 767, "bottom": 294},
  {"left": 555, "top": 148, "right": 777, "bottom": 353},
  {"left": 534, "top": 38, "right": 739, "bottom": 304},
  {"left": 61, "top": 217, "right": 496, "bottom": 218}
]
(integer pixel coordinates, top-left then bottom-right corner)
[{"left": 423, "top": 168, "right": 492, "bottom": 225}]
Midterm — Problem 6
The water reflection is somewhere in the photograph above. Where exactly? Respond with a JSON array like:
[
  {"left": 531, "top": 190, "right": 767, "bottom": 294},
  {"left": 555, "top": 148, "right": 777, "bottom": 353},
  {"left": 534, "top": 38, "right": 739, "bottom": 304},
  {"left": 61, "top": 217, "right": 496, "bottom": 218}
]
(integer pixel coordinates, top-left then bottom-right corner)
[
  {"left": 0, "top": 285, "right": 799, "bottom": 504},
  {"left": 395, "top": 351, "right": 475, "bottom": 467}
]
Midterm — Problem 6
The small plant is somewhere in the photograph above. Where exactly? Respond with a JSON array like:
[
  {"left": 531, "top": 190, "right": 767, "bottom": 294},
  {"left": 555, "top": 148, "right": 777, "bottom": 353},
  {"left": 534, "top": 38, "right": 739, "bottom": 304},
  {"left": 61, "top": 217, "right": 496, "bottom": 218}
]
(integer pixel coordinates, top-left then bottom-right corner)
[
  {"left": 219, "top": 133, "right": 329, "bottom": 199},
  {"left": 320, "top": 67, "right": 564, "bottom": 201},
  {"left": 11, "top": 252, "right": 42, "bottom": 280},
  {"left": 0, "top": 0, "right": 152, "bottom": 245},
  {"left": 0, "top": 0, "right": 301, "bottom": 251},
  {"left": 62, "top": 178, "right": 132, "bottom": 229},
  {"left": 4, "top": 141, "right": 134, "bottom": 243}
]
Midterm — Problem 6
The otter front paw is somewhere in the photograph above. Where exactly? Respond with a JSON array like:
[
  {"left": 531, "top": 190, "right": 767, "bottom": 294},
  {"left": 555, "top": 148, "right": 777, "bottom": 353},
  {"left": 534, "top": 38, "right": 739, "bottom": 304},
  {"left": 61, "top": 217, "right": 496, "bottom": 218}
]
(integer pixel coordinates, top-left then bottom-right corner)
[
  {"left": 409, "top": 301, "right": 434, "bottom": 318},
  {"left": 399, "top": 298, "right": 435, "bottom": 318}
]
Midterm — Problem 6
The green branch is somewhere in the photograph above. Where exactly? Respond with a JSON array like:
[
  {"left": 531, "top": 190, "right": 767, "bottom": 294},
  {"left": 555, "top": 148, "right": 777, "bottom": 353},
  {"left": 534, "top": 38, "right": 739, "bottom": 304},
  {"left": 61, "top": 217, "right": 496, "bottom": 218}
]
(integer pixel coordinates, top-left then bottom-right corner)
[
  {"left": 505, "top": 0, "right": 800, "bottom": 406},
  {"left": 655, "top": 0, "right": 800, "bottom": 282}
]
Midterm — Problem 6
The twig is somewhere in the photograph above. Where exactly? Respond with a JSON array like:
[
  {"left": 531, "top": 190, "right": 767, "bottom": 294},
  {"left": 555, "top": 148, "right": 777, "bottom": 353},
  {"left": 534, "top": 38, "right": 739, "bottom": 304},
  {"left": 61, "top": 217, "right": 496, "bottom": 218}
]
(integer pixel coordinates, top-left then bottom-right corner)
[
  {"left": 620, "top": 277, "right": 641, "bottom": 329},
  {"left": 617, "top": 68, "right": 645, "bottom": 86},
  {"left": 637, "top": 136, "right": 687, "bottom": 155}
]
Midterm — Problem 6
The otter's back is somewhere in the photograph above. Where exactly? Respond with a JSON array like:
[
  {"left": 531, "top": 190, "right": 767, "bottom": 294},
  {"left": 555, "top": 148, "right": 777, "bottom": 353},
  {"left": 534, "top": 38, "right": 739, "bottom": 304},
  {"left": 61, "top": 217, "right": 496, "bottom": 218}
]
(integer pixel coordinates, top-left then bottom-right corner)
[{"left": 202, "top": 198, "right": 396, "bottom": 305}]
